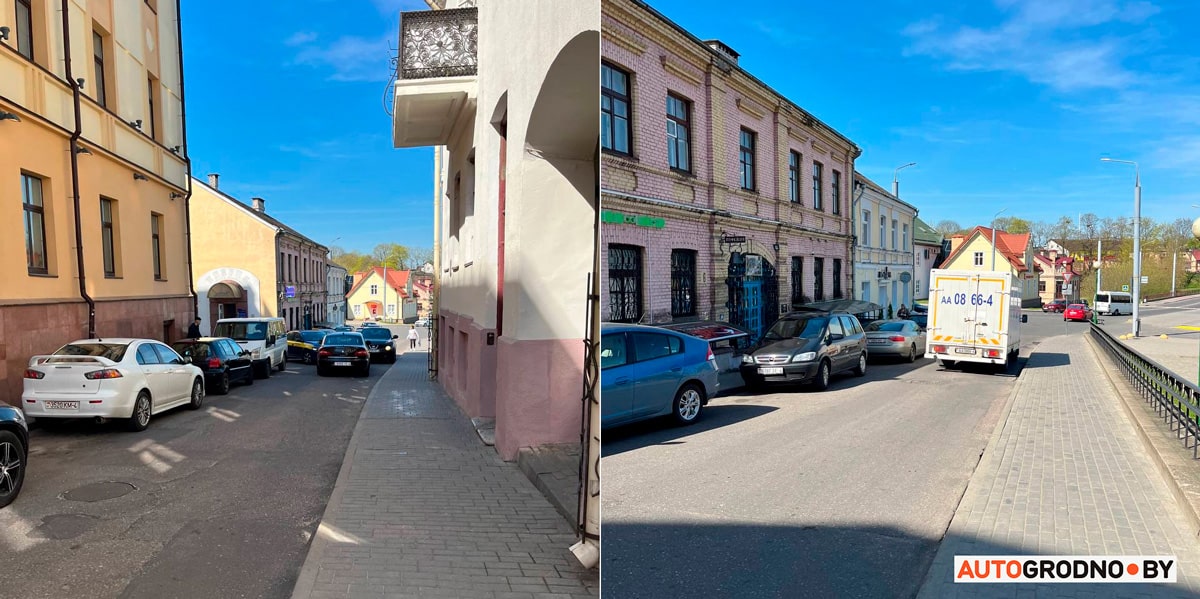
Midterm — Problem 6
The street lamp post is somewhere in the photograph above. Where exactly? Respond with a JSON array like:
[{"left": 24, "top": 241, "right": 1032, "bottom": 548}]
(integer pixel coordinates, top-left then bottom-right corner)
[
  {"left": 991, "top": 208, "right": 1008, "bottom": 270},
  {"left": 892, "top": 162, "right": 916, "bottom": 198},
  {"left": 1101, "top": 158, "right": 1141, "bottom": 337}
]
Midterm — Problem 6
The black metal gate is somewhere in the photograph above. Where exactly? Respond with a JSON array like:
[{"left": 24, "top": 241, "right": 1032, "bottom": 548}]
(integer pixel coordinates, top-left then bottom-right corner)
[
  {"left": 726, "top": 252, "right": 778, "bottom": 338},
  {"left": 608, "top": 244, "right": 642, "bottom": 323}
]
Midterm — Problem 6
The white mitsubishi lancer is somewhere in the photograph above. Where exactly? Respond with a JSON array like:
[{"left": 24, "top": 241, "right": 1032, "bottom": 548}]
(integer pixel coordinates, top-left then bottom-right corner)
[{"left": 22, "top": 339, "right": 205, "bottom": 431}]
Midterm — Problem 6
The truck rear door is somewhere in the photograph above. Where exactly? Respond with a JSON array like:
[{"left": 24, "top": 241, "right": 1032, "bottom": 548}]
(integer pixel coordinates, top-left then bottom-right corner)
[
  {"left": 931, "top": 272, "right": 974, "bottom": 350},
  {"left": 972, "top": 274, "right": 1008, "bottom": 354}
]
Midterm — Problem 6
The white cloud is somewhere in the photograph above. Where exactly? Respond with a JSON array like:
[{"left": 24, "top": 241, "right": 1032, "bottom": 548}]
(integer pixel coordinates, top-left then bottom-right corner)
[
  {"left": 291, "top": 34, "right": 395, "bottom": 82},
  {"left": 285, "top": 31, "right": 319, "bottom": 46}
]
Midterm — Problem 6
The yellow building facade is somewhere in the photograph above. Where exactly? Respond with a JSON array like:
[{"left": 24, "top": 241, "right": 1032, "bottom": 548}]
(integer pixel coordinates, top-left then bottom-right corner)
[
  {"left": 0, "top": 0, "right": 192, "bottom": 407},
  {"left": 940, "top": 227, "right": 1041, "bottom": 307}
]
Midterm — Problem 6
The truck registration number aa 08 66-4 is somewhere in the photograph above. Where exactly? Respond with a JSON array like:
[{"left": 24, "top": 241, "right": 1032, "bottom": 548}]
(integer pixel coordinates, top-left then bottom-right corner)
[{"left": 941, "top": 293, "right": 993, "bottom": 306}]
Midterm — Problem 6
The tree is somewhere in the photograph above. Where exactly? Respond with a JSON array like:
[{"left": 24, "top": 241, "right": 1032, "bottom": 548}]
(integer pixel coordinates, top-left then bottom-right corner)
[
  {"left": 1078, "top": 213, "right": 1099, "bottom": 238},
  {"left": 405, "top": 247, "right": 434, "bottom": 270},
  {"left": 1051, "top": 216, "right": 1076, "bottom": 241},
  {"left": 935, "top": 220, "right": 962, "bottom": 237},
  {"left": 994, "top": 216, "right": 1031, "bottom": 235},
  {"left": 371, "top": 243, "right": 410, "bottom": 270},
  {"left": 1029, "top": 220, "right": 1053, "bottom": 248}
]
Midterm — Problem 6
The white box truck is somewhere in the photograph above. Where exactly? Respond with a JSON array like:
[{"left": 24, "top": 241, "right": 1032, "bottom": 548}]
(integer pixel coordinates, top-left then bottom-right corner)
[{"left": 925, "top": 269, "right": 1026, "bottom": 368}]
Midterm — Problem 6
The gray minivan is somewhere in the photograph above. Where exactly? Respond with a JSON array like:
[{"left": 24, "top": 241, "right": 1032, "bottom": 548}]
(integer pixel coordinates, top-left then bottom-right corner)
[{"left": 739, "top": 309, "right": 868, "bottom": 391}]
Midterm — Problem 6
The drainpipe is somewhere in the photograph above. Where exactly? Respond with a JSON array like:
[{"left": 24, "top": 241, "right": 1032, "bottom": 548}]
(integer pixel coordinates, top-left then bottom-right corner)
[
  {"left": 61, "top": 0, "right": 96, "bottom": 338},
  {"left": 174, "top": 0, "right": 196, "bottom": 319},
  {"left": 430, "top": 147, "right": 442, "bottom": 378},
  {"left": 850, "top": 181, "right": 865, "bottom": 302}
]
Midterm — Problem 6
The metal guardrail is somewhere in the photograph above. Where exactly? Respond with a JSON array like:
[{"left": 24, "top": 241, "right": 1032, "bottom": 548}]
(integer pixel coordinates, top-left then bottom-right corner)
[
  {"left": 1145, "top": 288, "right": 1200, "bottom": 302},
  {"left": 1090, "top": 323, "right": 1200, "bottom": 458},
  {"left": 399, "top": 8, "right": 478, "bottom": 80}
]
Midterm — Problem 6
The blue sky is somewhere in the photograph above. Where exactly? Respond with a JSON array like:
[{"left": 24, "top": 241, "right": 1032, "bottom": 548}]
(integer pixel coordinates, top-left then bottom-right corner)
[
  {"left": 181, "top": 0, "right": 432, "bottom": 254},
  {"left": 647, "top": 0, "right": 1200, "bottom": 229}
]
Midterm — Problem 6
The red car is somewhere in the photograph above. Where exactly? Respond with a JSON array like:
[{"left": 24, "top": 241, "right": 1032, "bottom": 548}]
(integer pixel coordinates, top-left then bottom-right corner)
[
  {"left": 1042, "top": 299, "right": 1067, "bottom": 313},
  {"left": 1063, "top": 304, "right": 1091, "bottom": 322}
]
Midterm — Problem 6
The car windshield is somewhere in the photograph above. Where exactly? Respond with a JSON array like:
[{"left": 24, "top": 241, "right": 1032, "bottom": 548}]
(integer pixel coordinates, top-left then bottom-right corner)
[
  {"left": 300, "top": 331, "right": 327, "bottom": 344},
  {"left": 1068, "top": 304, "right": 1085, "bottom": 310},
  {"left": 359, "top": 328, "right": 392, "bottom": 340},
  {"left": 762, "top": 316, "right": 828, "bottom": 341},
  {"left": 323, "top": 334, "right": 362, "bottom": 346},
  {"left": 215, "top": 322, "right": 266, "bottom": 341},
  {"left": 866, "top": 321, "right": 906, "bottom": 332},
  {"left": 171, "top": 342, "right": 209, "bottom": 359},
  {"left": 54, "top": 342, "right": 129, "bottom": 361}
]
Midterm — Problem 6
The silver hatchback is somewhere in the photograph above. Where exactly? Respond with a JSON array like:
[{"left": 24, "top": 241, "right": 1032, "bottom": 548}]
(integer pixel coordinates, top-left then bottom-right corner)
[{"left": 864, "top": 319, "right": 926, "bottom": 362}]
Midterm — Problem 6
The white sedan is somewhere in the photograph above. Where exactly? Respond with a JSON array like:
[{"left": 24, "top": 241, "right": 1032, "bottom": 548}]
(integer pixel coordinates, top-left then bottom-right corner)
[{"left": 23, "top": 339, "right": 205, "bottom": 431}]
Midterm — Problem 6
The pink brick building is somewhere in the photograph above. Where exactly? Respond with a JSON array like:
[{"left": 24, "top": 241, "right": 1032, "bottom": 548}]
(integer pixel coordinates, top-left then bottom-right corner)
[{"left": 601, "top": 0, "right": 859, "bottom": 338}]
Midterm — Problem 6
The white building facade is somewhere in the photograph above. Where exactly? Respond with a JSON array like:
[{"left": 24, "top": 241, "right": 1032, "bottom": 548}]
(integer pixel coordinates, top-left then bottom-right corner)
[
  {"left": 326, "top": 263, "right": 348, "bottom": 326},
  {"left": 853, "top": 173, "right": 917, "bottom": 313}
]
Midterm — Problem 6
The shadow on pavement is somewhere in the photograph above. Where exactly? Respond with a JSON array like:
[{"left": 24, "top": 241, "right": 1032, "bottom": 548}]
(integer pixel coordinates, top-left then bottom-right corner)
[
  {"left": 600, "top": 522, "right": 1200, "bottom": 599},
  {"left": 1020, "top": 352, "right": 1070, "bottom": 369},
  {"left": 601, "top": 404, "right": 778, "bottom": 457}
]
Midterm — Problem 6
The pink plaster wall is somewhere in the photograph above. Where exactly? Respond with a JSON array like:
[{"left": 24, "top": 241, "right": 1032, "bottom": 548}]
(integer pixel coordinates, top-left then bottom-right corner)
[{"left": 494, "top": 336, "right": 584, "bottom": 461}]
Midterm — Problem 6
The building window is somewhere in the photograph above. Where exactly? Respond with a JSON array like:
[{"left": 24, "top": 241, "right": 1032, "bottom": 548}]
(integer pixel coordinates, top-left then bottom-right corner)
[
  {"left": 370, "top": 284, "right": 378, "bottom": 295},
  {"left": 22, "top": 173, "right": 48, "bottom": 274},
  {"left": 861, "top": 281, "right": 870, "bottom": 302},
  {"left": 862, "top": 210, "right": 871, "bottom": 246},
  {"left": 739, "top": 129, "right": 756, "bottom": 191},
  {"left": 151, "top": 213, "right": 162, "bottom": 280},
  {"left": 601, "top": 62, "right": 631, "bottom": 155},
  {"left": 147, "top": 76, "right": 160, "bottom": 141},
  {"left": 892, "top": 219, "right": 898, "bottom": 250},
  {"left": 831, "top": 170, "right": 841, "bottom": 215},
  {"left": 15, "top": 0, "right": 34, "bottom": 61},
  {"left": 812, "top": 162, "right": 823, "bottom": 211},
  {"left": 608, "top": 244, "right": 643, "bottom": 323},
  {"left": 670, "top": 249, "right": 696, "bottom": 317},
  {"left": 813, "top": 257, "right": 825, "bottom": 301},
  {"left": 833, "top": 259, "right": 843, "bottom": 299},
  {"left": 1038, "top": 280, "right": 1047, "bottom": 293},
  {"left": 93, "top": 29, "right": 109, "bottom": 108},
  {"left": 903, "top": 223, "right": 909, "bottom": 250},
  {"left": 789, "top": 151, "right": 801, "bottom": 204},
  {"left": 100, "top": 198, "right": 117, "bottom": 277},
  {"left": 666, "top": 94, "right": 691, "bottom": 173},
  {"left": 879, "top": 215, "right": 886, "bottom": 250},
  {"left": 791, "top": 256, "right": 806, "bottom": 306},
  {"left": 973, "top": 251, "right": 984, "bottom": 267}
]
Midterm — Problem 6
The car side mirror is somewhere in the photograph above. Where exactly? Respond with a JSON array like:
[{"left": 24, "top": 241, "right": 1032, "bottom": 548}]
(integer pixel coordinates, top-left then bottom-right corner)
[
  {"left": 392, "top": 335, "right": 399, "bottom": 339},
  {"left": 1021, "top": 314, "right": 1028, "bottom": 323},
  {"left": 829, "top": 333, "right": 845, "bottom": 341}
]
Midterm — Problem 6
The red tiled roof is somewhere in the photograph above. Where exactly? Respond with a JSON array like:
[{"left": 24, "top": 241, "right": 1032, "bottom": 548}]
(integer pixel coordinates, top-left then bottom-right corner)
[
  {"left": 939, "top": 226, "right": 1029, "bottom": 272},
  {"left": 346, "top": 267, "right": 410, "bottom": 299}
]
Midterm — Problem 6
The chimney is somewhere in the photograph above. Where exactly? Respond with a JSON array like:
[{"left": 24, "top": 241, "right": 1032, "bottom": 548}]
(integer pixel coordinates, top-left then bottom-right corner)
[
  {"left": 252, "top": 197, "right": 265, "bottom": 213},
  {"left": 703, "top": 39, "right": 739, "bottom": 65},
  {"left": 207, "top": 173, "right": 219, "bottom": 189}
]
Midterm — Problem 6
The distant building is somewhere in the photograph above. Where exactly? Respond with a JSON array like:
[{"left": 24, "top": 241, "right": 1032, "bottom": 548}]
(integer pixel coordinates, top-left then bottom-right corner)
[
  {"left": 346, "top": 267, "right": 411, "bottom": 322},
  {"left": 940, "top": 227, "right": 1040, "bottom": 307},
  {"left": 326, "top": 263, "right": 349, "bottom": 326},
  {"left": 912, "top": 217, "right": 943, "bottom": 301},
  {"left": 852, "top": 173, "right": 916, "bottom": 311}
]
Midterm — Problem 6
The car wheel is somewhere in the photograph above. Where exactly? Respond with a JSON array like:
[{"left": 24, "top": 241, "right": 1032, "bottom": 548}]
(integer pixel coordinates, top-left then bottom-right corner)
[
  {"left": 127, "top": 392, "right": 152, "bottom": 432},
  {"left": 305, "top": 351, "right": 315, "bottom": 365},
  {"left": 277, "top": 356, "right": 286, "bottom": 372},
  {"left": 853, "top": 353, "right": 867, "bottom": 377},
  {"left": 215, "top": 372, "right": 230, "bottom": 395},
  {"left": 671, "top": 383, "right": 705, "bottom": 425},
  {"left": 1112, "top": 309, "right": 1119, "bottom": 315},
  {"left": 188, "top": 379, "right": 204, "bottom": 410},
  {"left": 908, "top": 344, "right": 918, "bottom": 363},
  {"left": 244, "top": 369, "right": 255, "bottom": 386},
  {"left": 811, "top": 360, "right": 831, "bottom": 391},
  {"left": 0, "top": 430, "right": 26, "bottom": 508}
]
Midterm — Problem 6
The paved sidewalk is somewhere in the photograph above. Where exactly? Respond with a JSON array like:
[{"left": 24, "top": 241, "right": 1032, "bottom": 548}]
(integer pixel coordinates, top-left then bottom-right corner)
[
  {"left": 919, "top": 334, "right": 1200, "bottom": 598},
  {"left": 291, "top": 351, "right": 598, "bottom": 599}
]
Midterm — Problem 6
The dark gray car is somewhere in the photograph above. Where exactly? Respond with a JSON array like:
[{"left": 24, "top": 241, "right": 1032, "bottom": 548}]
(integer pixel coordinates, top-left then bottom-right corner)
[
  {"left": 739, "top": 310, "right": 868, "bottom": 391},
  {"left": 0, "top": 405, "right": 28, "bottom": 508}
]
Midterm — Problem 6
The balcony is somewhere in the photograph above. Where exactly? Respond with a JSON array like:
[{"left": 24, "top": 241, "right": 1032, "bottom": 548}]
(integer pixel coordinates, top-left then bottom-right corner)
[{"left": 392, "top": 7, "right": 479, "bottom": 148}]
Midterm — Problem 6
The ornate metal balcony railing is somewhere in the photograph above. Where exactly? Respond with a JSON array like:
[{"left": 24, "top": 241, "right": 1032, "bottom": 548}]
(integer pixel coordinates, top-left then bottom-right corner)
[{"left": 399, "top": 8, "right": 478, "bottom": 80}]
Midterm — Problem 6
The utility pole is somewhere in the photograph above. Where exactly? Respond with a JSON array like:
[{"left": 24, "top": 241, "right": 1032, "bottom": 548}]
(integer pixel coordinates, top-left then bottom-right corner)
[{"left": 382, "top": 264, "right": 388, "bottom": 322}]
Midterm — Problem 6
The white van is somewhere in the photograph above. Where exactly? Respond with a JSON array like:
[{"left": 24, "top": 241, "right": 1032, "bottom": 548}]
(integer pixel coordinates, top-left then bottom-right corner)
[
  {"left": 1094, "top": 291, "right": 1133, "bottom": 316},
  {"left": 214, "top": 317, "right": 287, "bottom": 378}
]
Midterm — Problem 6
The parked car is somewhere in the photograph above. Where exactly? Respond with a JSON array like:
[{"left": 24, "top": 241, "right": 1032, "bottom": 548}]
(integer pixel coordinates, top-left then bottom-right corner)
[
  {"left": 214, "top": 317, "right": 287, "bottom": 378},
  {"left": 23, "top": 339, "right": 205, "bottom": 431},
  {"left": 661, "top": 321, "right": 752, "bottom": 393},
  {"left": 286, "top": 330, "right": 329, "bottom": 364},
  {"left": 1043, "top": 299, "right": 1068, "bottom": 313},
  {"left": 1063, "top": 303, "right": 1092, "bottom": 322},
  {"left": 358, "top": 326, "right": 399, "bottom": 364},
  {"left": 740, "top": 309, "right": 868, "bottom": 391},
  {"left": 334, "top": 326, "right": 354, "bottom": 332},
  {"left": 171, "top": 337, "right": 255, "bottom": 395},
  {"left": 909, "top": 313, "right": 928, "bottom": 329},
  {"left": 316, "top": 332, "right": 371, "bottom": 377},
  {"left": 359, "top": 322, "right": 380, "bottom": 328},
  {"left": 600, "top": 323, "right": 719, "bottom": 429},
  {"left": 910, "top": 303, "right": 928, "bottom": 314},
  {"left": 414, "top": 318, "right": 432, "bottom": 328},
  {"left": 864, "top": 319, "right": 927, "bottom": 362},
  {"left": 0, "top": 404, "right": 28, "bottom": 508}
]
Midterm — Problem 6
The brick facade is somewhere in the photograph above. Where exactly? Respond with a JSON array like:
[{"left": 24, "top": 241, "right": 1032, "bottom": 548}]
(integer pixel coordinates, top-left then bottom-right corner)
[{"left": 601, "top": 0, "right": 858, "bottom": 332}]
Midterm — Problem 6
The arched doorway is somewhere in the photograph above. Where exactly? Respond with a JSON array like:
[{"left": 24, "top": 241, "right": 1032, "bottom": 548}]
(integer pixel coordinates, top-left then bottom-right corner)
[
  {"left": 208, "top": 280, "right": 248, "bottom": 324},
  {"left": 727, "top": 253, "right": 779, "bottom": 339}
]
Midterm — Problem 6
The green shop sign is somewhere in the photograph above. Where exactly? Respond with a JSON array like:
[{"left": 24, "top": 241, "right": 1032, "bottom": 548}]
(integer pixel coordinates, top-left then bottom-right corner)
[{"left": 602, "top": 210, "right": 665, "bottom": 229}]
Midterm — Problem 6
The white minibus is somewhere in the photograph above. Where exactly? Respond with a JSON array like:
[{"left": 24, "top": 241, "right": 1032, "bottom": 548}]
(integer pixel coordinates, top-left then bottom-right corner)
[{"left": 1094, "top": 291, "right": 1133, "bottom": 316}]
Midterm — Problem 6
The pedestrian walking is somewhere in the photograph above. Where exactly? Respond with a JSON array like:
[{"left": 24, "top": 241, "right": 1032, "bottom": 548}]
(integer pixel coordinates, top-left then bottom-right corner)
[
  {"left": 407, "top": 326, "right": 419, "bottom": 349},
  {"left": 186, "top": 317, "right": 202, "bottom": 338}
]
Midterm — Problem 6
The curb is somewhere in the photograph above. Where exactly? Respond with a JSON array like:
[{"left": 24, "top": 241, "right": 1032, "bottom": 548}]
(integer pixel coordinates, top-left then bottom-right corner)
[
  {"left": 1086, "top": 335, "right": 1200, "bottom": 540},
  {"left": 517, "top": 449, "right": 578, "bottom": 528},
  {"left": 289, "top": 351, "right": 407, "bottom": 599}
]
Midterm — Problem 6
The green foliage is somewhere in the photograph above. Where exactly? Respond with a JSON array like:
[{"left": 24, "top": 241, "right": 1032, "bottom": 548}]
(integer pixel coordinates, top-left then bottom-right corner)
[{"left": 331, "top": 243, "right": 420, "bottom": 274}]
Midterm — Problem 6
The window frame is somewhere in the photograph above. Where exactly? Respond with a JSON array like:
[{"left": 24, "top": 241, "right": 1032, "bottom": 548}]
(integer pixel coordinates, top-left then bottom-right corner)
[
  {"left": 739, "top": 128, "right": 756, "bottom": 191},
  {"left": 151, "top": 212, "right": 162, "bottom": 280},
  {"left": 670, "top": 248, "right": 696, "bottom": 317},
  {"left": 100, "top": 197, "right": 117, "bottom": 277},
  {"left": 879, "top": 215, "right": 886, "bottom": 250},
  {"left": 147, "top": 76, "right": 160, "bottom": 141},
  {"left": 790, "top": 256, "right": 806, "bottom": 306},
  {"left": 600, "top": 61, "right": 632, "bottom": 156},
  {"left": 831, "top": 170, "right": 841, "bottom": 215},
  {"left": 903, "top": 223, "right": 909, "bottom": 250},
  {"left": 22, "top": 172, "right": 48, "bottom": 275},
  {"left": 973, "top": 251, "right": 985, "bottom": 267},
  {"left": 666, "top": 93, "right": 692, "bottom": 173},
  {"left": 788, "top": 151, "right": 802, "bottom": 204},
  {"left": 92, "top": 28, "right": 109, "bottom": 108},
  {"left": 608, "top": 244, "right": 644, "bottom": 323},
  {"left": 812, "top": 161, "right": 823, "bottom": 211},
  {"left": 861, "top": 209, "right": 871, "bottom": 246},
  {"left": 15, "top": 0, "right": 34, "bottom": 61},
  {"left": 833, "top": 258, "right": 842, "bottom": 299},
  {"left": 892, "top": 219, "right": 898, "bottom": 250},
  {"left": 813, "top": 257, "right": 825, "bottom": 301}
]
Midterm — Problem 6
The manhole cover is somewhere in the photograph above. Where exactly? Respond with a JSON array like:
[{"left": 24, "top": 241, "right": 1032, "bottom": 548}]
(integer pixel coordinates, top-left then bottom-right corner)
[
  {"left": 61, "top": 481, "right": 137, "bottom": 502},
  {"left": 27, "top": 514, "right": 99, "bottom": 540}
]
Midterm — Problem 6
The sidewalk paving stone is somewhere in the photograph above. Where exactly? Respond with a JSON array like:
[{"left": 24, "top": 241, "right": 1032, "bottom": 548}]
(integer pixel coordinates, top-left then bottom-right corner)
[
  {"left": 918, "top": 334, "right": 1200, "bottom": 598},
  {"left": 292, "top": 350, "right": 598, "bottom": 598}
]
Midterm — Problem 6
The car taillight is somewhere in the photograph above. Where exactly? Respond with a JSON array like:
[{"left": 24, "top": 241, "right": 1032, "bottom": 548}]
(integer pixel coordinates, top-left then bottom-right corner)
[
  {"left": 889, "top": 336, "right": 905, "bottom": 342},
  {"left": 318, "top": 349, "right": 332, "bottom": 357},
  {"left": 207, "top": 358, "right": 222, "bottom": 369},
  {"left": 706, "top": 346, "right": 715, "bottom": 361},
  {"left": 985, "top": 349, "right": 1001, "bottom": 358},
  {"left": 933, "top": 345, "right": 947, "bottom": 354},
  {"left": 24, "top": 369, "right": 45, "bottom": 379},
  {"left": 84, "top": 369, "right": 123, "bottom": 380},
  {"left": 355, "top": 349, "right": 369, "bottom": 358}
]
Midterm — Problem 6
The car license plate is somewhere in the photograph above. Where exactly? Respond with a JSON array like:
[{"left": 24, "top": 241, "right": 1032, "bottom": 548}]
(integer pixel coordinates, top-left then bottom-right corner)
[
  {"left": 759, "top": 367, "right": 784, "bottom": 375},
  {"left": 45, "top": 400, "right": 79, "bottom": 410},
  {"left": 868, "top": 339, "right": 888, "bottom": 345},
  {"left": 334, "top": 361, "right": 351, "bottom": 366},
  {"left": 954, "top": 348, "right": 977, "bottom": 355}
]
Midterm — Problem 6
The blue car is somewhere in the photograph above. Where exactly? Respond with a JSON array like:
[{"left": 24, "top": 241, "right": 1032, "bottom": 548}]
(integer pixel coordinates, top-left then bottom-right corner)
[{"left": 600, "top": 323, "right": 720, "bottom": 429}]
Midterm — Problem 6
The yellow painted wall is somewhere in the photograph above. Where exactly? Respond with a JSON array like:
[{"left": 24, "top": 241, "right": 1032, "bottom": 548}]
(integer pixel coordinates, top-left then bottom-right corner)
[
  {"left": 942, "top": 234, "right": 1040, "bottom": 303},
  {"left": 346, "top": 271, "right": 401, "bottom": 319},
  {"left": 189, "top": 183, "right": 278, "bottom": 316}
]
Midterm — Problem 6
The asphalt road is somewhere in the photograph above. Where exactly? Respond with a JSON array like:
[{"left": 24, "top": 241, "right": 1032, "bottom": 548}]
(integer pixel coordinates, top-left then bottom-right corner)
[
  {"left": 0, "top": 335, "right": 391, "bottom": 599},
  {"left": 600, "top": 310, "right": 1068, "bottom": 599}
]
